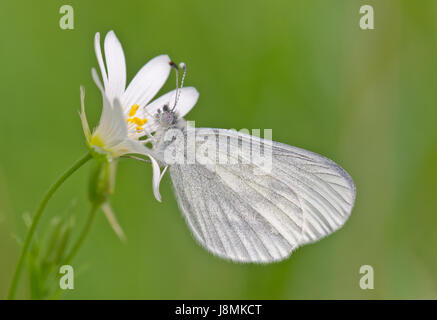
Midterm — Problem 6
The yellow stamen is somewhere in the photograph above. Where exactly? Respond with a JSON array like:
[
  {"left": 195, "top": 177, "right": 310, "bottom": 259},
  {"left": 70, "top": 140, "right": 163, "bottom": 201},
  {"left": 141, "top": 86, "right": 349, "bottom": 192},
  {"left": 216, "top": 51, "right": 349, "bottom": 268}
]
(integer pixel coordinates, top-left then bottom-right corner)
[
  {"left": 126, "top": 116, "right": 148, "bottom": 131},
  {"left": 128, "top": 104, "right": 140, "bottom": 117},
  {"left": 131, "top": 117, "right": 147, "bottom": 126},
  {"left": 126, "top": 104, "right": 147, "bottom": 129}
]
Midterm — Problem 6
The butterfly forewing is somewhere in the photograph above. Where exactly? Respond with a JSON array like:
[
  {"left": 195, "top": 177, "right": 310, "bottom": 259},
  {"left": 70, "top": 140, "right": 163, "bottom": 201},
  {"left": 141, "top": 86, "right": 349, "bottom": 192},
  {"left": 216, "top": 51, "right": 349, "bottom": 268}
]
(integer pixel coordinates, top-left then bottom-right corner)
[{"left": 168, "top": 128, "right": 356, "bottom": 263}]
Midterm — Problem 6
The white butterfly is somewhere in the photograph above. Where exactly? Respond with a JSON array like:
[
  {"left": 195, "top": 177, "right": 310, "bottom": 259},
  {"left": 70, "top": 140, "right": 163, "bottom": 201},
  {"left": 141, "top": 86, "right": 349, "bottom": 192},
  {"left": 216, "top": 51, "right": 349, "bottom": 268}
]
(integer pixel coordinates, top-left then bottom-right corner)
[{"left": 151, "top": 105, "right": 356, "bottom": 264}]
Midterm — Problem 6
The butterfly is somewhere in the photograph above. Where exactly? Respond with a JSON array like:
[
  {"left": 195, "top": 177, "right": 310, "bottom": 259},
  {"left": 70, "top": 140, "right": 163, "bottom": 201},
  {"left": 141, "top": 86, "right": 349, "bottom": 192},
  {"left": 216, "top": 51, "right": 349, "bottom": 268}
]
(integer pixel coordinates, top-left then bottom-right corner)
[{"left": 151, "top": 103, "right": 356, "bottom": 264}]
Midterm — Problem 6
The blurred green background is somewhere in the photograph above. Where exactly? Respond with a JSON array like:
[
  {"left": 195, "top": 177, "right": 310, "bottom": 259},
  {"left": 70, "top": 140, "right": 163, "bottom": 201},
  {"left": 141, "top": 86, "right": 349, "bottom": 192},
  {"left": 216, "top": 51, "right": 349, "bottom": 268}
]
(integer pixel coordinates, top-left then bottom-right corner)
[{"left": 0, "top": 0, "right": 436, "bottom": 299}]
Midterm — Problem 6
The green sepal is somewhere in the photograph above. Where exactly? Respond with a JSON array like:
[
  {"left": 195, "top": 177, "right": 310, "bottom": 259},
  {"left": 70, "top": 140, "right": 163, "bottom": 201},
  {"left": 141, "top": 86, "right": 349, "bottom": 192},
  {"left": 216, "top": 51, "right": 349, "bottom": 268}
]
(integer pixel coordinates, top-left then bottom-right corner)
[{"left": 88, "top": 156, "right": 117, "bottom": 205}]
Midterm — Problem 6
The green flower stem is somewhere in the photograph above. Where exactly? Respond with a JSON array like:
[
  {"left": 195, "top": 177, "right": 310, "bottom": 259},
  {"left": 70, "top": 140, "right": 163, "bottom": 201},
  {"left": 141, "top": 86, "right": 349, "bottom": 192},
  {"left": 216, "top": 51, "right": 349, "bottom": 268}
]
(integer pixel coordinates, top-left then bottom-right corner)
[
  {"left": 8, "top": 152, "right": 92, "bottom": 300},
  {"left": 64, "top": 201, "right": 100, "bottom": 265}
]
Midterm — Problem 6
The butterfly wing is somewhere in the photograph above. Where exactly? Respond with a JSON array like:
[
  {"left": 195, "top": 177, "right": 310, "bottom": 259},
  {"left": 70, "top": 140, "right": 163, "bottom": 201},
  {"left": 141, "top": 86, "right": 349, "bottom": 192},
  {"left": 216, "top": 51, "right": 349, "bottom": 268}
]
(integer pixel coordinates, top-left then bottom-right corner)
[{"left": 169, "top": 128, "right": 356, "bottom": 263}]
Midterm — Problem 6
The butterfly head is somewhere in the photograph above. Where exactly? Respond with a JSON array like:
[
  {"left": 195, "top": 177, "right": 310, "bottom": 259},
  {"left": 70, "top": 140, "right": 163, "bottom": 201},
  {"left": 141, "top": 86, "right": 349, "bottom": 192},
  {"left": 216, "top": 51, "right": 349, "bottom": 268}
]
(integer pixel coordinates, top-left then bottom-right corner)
[{"left": 156, "top": 104, "right": 178, "bottom": 128}]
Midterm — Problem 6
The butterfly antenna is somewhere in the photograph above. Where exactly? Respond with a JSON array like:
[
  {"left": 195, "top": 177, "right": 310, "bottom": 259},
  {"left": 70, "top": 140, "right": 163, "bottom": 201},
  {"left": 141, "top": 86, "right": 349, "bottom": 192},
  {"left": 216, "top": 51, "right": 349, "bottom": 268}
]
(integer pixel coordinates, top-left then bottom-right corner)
[
  {"left": 169, "top": 61, "right": 179, "bottom": 110},
  {"left": 175, "top": 62, "right": 187, "bottom": 108},
  {"left": 169, "top": 62, "right": 187, "bottom": 112}
]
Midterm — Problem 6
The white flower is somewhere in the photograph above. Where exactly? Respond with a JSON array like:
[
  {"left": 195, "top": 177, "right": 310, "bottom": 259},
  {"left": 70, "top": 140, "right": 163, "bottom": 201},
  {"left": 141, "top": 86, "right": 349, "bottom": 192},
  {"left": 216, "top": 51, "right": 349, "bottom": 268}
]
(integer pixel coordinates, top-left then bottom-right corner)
[{"left": 80, "top": 30, "right": 199, "bottom": 201}]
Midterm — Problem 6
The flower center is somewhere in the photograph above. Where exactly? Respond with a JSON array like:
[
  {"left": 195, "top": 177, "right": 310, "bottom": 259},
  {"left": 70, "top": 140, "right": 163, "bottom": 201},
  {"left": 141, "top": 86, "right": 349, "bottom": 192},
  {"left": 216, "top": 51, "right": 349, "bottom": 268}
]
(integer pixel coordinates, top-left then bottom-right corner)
[{"left": 126, "top": 104, "right": 147, "bottom": 131}]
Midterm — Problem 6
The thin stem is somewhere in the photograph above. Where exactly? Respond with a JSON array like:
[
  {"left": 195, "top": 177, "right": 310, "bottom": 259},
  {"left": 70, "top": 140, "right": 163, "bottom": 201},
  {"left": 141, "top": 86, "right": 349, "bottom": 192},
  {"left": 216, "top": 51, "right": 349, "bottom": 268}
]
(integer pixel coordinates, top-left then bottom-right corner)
[
  {"left": 8, "top": 152, "right": 92, "bottom": 300},
  {"left": 64, "top": 202, "right": 100, "bottom": 264}
]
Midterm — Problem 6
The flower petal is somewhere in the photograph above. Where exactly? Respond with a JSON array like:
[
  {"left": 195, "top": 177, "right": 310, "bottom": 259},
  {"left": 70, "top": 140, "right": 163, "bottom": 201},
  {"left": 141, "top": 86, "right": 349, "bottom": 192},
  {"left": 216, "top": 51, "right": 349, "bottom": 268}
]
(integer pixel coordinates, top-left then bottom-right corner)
[
  {"left": 102, "top": 97, "right": 128, "bottom": 146},
  {"left": 150, "top": 157, "right": 168, "bottom": 202},
  {"left": 142, "top": 87, "right": 199, "bottom": 131},
  {"left": 79, "top": 86, "right": 91, "bottom": 142},
  {"left": 94, "top": 32, "right": 108, "bottom": 89},
  {"left": 104, "top": 30, "right": 127, "bottom": 104},
  {"left": 92, "top": 72, "right": 128, "bottom": 148},
  {"left": 122, "top": 55, "right": 171, "bottom": 109},
  {"left": 111, "top": 138, "right": 148, "bottom": 157}
]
